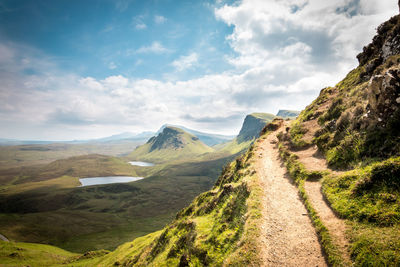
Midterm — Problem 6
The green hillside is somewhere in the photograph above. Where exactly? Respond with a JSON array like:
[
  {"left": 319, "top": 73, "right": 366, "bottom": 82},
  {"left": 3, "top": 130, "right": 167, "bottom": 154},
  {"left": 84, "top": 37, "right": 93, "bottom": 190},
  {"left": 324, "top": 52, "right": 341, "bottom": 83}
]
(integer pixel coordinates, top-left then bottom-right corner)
[
  {"left": 278, "top": 14, "right": 400, "bottom": 266},
  {"left": 127, "top": 127, "right": 214, "bottom": 163}
]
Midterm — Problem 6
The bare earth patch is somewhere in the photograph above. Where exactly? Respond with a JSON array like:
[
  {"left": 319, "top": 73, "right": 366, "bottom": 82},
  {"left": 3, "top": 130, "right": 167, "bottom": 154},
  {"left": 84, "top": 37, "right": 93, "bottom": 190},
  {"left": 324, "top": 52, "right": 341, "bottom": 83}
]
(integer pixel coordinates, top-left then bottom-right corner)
[
  {"left": 293, "top": 146, "right": 328, "bottom": 172},
  {"left": 255, "top": 129, "right": 327, "bottom": 267},
  {"left": 293, "top": 146, "right": 344, "bottom": 176}
]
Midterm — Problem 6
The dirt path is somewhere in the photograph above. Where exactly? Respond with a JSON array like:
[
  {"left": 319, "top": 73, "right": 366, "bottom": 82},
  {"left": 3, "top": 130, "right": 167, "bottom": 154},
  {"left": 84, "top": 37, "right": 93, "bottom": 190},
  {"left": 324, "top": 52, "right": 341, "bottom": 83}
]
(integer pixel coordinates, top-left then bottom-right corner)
[
  {"left": 293, "top": 146, "right": 328, "bottom": 172},
  {"left": 255, "top": 128, "right": 327, "bottom": 267},
  {"left": 305, "top": 181, "right": 351, "bottom": 264},
  {"left": 292, "top": 146, "right": 344, "bottom": 176}
]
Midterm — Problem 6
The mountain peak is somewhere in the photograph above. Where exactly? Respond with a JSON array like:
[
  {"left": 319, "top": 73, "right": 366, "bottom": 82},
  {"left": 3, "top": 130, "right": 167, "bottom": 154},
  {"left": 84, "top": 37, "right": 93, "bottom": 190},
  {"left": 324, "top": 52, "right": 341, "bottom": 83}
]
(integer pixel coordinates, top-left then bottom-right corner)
[
  {"left": 149, "top": 126, "right": 198, "bottom": 152},
  {"left": 155, "top": 124, "right": 234, "bottom": 146},
  {"left": 128, "top": 126, "right": 213, "bottom": 163}
]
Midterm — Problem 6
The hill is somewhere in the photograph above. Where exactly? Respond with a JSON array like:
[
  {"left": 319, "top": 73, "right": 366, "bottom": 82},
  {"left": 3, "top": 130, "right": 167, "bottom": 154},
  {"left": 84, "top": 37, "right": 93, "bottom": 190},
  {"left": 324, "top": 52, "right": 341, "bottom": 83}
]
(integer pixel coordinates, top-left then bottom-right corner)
[
  {"left": 236, "top": 113, "right": 275, "bottom": 143},
  {"left": 156, "top": 124, "right": 235, "bottom": 146},
  {"left": 127, "top": 127, "right": 214, "bottom": 163}
]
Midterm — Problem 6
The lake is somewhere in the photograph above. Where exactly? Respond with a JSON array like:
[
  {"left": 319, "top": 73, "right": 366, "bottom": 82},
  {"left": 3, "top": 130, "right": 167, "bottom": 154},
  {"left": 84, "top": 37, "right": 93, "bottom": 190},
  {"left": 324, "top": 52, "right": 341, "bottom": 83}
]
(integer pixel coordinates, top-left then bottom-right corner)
[
  {"left": 79, "top": 176, "right": 143, "bottom": 187},
  {"left": 128, "top": 161, "right": 155, "bottom": 167}
]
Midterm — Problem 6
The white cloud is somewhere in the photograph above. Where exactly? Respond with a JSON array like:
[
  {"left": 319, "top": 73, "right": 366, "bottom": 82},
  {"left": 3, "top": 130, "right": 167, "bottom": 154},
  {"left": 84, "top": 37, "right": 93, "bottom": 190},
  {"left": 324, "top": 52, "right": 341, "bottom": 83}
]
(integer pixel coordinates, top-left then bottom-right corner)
[
  {"left": 0, "top": 0, "right": 398, "bottom": 140},
  {"left": 136, "top": 41, "right": 170, "bottom": 54},
  {"left": 154, "top": 15, "right": 166, "bottom": 24},
  {"left": 171, "top": 53, "right": 199, "bottom": 71},
  {"left": 102, "top": 75, "right": 129, "bottom": 88},
  {"left": 79, "top": 77, "right": 104, "bottom": 91},
  {"left": 135, "top": 22, "right": 147, "bottom": 30}
]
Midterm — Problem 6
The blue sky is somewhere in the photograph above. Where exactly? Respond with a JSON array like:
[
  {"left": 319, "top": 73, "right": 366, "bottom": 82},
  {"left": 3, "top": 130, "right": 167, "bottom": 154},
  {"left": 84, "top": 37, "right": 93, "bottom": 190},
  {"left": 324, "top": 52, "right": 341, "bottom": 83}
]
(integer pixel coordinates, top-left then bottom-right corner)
[
  {"left": 0, "top": 0, "right": 397, "bottom": 140},
  {"left": 0, "top": 0, "right": 233, "bottom": 80}
]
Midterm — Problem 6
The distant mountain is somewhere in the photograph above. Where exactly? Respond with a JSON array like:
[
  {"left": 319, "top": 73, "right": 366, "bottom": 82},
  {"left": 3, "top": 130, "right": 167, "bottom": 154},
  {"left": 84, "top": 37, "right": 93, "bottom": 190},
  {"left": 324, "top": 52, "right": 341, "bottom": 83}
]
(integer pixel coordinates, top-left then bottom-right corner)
[
  {"left": 84, "top": 131, "right": 155, "bottom": 143},
  {"left": 0, "top": 131, "right": 155, "bottom": 146},
  {"left": 127, "top": 126, "right": 214, "bottom": 163},
  {"left": 156, "top": 124, "right": 235, "bottom": 146},
  {"left": 236, "top": 113, "right": 276, "bottom": 143},
  {"left": 276, "top": 110, "right": 300, "bottom": 119},
  {"left": 213, "top": 112, "right": 276, "bottom": 155},
  {"left": 0, "top": 139, "right": 54, "bottom": 146}
]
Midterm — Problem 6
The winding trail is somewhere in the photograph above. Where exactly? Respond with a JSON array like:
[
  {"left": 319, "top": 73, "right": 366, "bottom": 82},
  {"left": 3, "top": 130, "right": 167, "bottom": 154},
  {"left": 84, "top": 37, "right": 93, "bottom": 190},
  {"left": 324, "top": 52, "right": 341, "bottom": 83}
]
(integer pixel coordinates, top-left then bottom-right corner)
[
  {"left": 293, "top": 145, "right": 351, "bottom": 263},
  {"left": 255, "top": 126, "right": 327, "bottom": 267}
]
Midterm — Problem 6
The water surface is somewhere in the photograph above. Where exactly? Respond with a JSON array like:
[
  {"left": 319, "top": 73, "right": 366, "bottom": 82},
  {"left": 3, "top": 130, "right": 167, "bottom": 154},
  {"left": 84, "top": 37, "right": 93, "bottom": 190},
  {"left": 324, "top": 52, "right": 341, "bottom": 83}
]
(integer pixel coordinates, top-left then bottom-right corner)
[
  {"left": 128, "top": 161, "right": 155, "bottom": 167},
  {"left": 79, "top": 176, "right": 143, "bottom": 187}
]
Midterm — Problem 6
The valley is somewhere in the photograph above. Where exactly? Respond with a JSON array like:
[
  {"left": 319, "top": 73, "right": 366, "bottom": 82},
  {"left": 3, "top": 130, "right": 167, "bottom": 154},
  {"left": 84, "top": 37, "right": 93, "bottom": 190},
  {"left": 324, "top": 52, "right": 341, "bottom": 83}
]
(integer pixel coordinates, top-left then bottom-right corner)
[{"left": 0, "top": 112, "right": 283, "bottom": 254}]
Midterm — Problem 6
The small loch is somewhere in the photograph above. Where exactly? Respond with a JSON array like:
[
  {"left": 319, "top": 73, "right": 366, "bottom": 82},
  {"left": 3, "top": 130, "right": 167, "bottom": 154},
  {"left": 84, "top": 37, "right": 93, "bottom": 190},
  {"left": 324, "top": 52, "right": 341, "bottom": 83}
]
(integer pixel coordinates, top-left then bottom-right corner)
[
  {"left": 79, "top": 176, "right": 143, "bottom": 187},
  {"left": 128, "top": 161, "right": 155, "bottom": 167}
]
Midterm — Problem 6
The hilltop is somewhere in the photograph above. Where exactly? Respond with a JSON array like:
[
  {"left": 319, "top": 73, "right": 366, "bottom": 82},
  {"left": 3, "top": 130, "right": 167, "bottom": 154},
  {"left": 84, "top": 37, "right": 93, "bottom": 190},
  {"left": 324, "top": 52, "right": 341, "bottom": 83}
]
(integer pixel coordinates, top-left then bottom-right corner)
[
  {"left": 156, "top": 124, "right": 235, "bottom": 146},
  {"left": 127, "top": 127, "right": 214, "bottom": 163}
]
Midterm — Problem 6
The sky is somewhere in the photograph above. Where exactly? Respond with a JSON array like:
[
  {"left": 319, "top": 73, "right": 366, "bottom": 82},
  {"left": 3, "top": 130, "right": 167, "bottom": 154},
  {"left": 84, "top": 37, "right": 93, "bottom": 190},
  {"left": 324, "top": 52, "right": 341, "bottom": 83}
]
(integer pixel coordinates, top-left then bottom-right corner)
[{"left": 0, "top": 0, "right": 398, "bottom": 140}]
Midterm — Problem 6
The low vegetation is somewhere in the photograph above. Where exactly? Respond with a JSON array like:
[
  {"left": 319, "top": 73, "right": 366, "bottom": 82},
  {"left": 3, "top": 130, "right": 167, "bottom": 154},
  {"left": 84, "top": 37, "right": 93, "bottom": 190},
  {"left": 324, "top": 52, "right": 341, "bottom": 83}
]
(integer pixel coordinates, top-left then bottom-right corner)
[
  {"left": 81, "top": 145, "right": 264, "bottom": 266},
  {"left": 0, "top": 154, "right": 233, "bottom": 253},
  {"left": 322, "top": 157, "right": 400, "bottom": 266}
]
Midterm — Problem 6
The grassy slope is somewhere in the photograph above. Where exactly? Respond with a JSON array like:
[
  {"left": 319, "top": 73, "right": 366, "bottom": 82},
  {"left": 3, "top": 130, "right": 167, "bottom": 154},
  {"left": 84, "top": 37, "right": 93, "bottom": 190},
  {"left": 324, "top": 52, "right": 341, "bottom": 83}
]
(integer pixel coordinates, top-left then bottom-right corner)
[
  {"left": 0, "top": 240, "right": 79, "bottom": 267},
  {"left": 0, "top": 140, "right": 144, "bottom": 170},
  {"left": 281, "top": 15, "right": 400, "bottom": 266},
  {"left": 74, "top": 142, "right": 265, "bottom": 266}
]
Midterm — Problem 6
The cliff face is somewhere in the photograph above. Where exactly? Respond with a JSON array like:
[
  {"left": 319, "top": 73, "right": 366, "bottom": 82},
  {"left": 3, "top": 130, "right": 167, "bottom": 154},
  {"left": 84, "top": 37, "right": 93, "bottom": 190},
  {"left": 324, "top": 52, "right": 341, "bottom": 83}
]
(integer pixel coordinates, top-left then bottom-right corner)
[{"left": 237, "top": 113, "right": 275, "bottom": 143}]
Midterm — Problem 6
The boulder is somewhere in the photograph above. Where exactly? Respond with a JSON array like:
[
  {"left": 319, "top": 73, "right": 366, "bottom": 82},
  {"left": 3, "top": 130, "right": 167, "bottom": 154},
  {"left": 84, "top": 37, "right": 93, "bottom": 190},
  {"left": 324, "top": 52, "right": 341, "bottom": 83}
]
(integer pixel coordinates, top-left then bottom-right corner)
[{"left": 367, "top": 68, "right": 400, "bottom": 122}]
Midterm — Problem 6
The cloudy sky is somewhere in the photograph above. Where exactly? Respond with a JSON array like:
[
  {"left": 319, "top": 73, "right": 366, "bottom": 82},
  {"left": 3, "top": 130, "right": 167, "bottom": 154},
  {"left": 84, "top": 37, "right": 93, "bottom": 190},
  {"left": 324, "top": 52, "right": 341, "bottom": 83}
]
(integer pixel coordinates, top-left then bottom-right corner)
[{"left": 0, "top": 0, "right": 397, "bottom": 140}]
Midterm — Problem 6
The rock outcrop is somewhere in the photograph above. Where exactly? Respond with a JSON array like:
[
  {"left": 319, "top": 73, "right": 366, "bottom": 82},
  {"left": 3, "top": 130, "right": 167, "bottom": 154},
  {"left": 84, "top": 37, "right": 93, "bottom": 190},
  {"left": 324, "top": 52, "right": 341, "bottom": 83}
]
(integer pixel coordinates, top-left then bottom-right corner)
[
  {"left": 367, "top": 68, "right": 400, "bottom": 124},
  {"left": 357, "top": 15, "right": 400, "bottom": 76}
]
